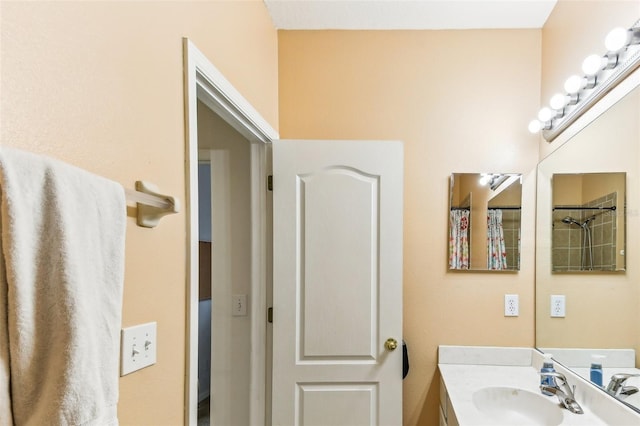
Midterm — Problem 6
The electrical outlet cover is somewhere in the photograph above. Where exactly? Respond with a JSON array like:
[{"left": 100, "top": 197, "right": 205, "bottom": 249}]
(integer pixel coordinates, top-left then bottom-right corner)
[
  {"left": 551, "top": 295, "right": 566, "bottom": 318},
  {"left": 504, "top": 294, "right": 519, "bottom": 317}
]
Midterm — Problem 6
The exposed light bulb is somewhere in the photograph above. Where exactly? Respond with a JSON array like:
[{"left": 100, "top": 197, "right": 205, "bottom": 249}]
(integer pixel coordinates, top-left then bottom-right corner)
[
  {"left": 526, "top": 25, "right": 639, "bottom": 136},
  {"left": 582, "top": 54, "right": 604, "bottom": 76},
  {"left": 479, "top": 174, "right": 490, "bottom": 186},
  {"left": 528, "top": 119, "right": 542, "bottom": 134},
  {"left": 564, "top": 75, "right": 585, "bottom": 94},
  {"left": 550, "top": 93, "right": 568, "bottom": 110},
  {"left": 605, "top": 27, "right": 629, "bottom": 52},
  {"left": 537, "top": 107, "right": 553, "bottom": 122}
]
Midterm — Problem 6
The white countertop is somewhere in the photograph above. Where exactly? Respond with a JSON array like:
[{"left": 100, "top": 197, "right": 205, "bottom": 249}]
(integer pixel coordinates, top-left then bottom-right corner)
[{"left": 438, "top": 345, "right": 640, "bottom": 426}]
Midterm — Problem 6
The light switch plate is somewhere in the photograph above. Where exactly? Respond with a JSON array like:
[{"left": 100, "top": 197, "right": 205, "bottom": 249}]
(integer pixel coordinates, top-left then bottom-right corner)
[
  {"left": 121, "top": 322, "right": 157, "bottom": 376},
  {"left": 232, "top": 294, "right": 247, "bottom": 316}
]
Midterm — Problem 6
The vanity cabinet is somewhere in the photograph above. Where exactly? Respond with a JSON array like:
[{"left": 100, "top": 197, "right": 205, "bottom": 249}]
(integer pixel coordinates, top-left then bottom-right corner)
[{"left": 439, "top": 376, "right": 459, "bottom": 426}]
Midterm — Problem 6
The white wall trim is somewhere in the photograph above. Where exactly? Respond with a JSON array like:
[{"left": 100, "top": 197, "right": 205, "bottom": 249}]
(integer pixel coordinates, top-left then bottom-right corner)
[
  {"left": 187, "top": 40, "right": 278, "bottom": 144},
  {"left": 249, "top": 142, "right": 269, "bottom": 426},
  {"left": 183, "top": 38, "right": 278, "bottom": 426}
]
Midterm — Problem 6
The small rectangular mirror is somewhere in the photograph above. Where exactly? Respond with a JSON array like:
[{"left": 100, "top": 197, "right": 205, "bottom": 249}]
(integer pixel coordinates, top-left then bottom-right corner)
[
  {"left": 552, "top": 172, "right": 626, "bottom": 272},
  {"left": 449, "top": 173, "right": 522, "bottom": 271}
]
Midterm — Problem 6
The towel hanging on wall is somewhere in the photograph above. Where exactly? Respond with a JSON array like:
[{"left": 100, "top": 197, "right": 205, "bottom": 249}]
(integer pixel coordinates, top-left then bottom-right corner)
[{"left": 0, "top": 147, "right": 126, "bottom": 426}]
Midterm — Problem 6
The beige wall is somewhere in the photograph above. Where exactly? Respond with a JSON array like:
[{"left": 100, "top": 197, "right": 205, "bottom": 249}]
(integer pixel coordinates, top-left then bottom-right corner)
[
  {"left": 1, "top": 1, "right": 278, "bottom": 425},
  {"left": 278, "top": 29, "right": 541, "bottom": 426},
  {"left": 540, "top": 0, "right": 640, "bottom": 158},
  {"left": 490, "top": 181, "right": 521, "bottom": 207}
]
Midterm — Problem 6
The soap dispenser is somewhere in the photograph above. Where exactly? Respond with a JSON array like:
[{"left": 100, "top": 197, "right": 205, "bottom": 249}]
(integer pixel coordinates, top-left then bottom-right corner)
[
  {"left": 540, "top": 353, "right": 556, "bottom": 396},
  {"left": 590, "top": 354, "right": 605, "bottom": 387}
]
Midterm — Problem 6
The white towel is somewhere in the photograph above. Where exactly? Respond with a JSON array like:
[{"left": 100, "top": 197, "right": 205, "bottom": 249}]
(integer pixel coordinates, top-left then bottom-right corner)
[{"left": 0, "top": 147, "right": 126, "bottom": 426}]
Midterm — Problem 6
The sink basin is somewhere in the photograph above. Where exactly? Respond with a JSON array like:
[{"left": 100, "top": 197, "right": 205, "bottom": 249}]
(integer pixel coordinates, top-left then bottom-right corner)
[{"left": 472, "top": 386, "right": 564, "bottom": 426}]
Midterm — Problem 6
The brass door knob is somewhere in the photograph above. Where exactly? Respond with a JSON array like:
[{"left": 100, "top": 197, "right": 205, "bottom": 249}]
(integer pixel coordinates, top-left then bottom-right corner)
[{"left": 385, "top": 338, "right": 398, "bottom": 351}]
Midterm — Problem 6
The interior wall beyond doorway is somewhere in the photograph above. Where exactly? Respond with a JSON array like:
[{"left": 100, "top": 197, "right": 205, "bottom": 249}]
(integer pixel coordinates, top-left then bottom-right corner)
[{"left": 197, "top": 100, "right": 253, "bottom": 425}]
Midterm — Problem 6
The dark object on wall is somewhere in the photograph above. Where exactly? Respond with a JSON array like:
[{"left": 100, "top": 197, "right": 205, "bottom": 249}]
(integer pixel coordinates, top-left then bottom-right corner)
[
  {"left": 199, "top": 241, "right": 212, "bottom": 300},
  {"left": 403, "top": 340, "right": 409, "bottom": 379}
]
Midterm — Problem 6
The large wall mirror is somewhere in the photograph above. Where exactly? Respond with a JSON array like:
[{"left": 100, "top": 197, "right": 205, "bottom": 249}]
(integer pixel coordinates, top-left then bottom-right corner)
[
  {"left": 449, "top": 172, "right": 522, "bottom": 271},
  {"left": 536, "top": 73, "right": 640, "bottom": 410}
]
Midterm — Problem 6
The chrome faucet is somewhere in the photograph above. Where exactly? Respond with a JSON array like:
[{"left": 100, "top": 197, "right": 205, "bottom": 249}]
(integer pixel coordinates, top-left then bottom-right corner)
[
  {"left": 606, "top": 373, "right": 640, "bottom": 399},
  {"left": 540, "top": 371, "right": 584, "bottom": 414}
]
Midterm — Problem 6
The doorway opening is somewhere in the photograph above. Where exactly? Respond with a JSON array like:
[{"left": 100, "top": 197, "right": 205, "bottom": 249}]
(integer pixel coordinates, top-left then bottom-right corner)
[
  {"left": 183, "top": 39, "right": 277, "bottom": 425},
  {"left": 196, "top": 104, "right": 253, "bottom": 425}
]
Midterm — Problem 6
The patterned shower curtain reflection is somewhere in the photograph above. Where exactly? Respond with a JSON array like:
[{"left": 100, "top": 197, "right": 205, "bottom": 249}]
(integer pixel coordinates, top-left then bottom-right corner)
[
  {"left": 449, "top": 209, "right": 469, "bottom": 269},
  {"left": 487, "top": 209, "right": 508, "bottom": 270}
]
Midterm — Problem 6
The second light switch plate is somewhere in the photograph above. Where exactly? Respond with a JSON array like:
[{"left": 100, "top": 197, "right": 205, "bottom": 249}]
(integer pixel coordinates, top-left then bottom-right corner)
[{"left": 232, "top": 294, "right": 247, "bottom": 316}]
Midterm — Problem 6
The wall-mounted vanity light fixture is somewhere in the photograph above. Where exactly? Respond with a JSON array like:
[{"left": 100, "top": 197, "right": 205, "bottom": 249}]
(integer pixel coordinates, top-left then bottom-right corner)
[{"left": 529, "top": 21, "right": 640, "bottom": 141}]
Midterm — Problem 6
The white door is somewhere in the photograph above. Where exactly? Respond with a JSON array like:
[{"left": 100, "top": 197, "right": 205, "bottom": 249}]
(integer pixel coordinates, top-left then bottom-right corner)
[{"left": 272, "top": 140, "right": 404, "bottom": 426}]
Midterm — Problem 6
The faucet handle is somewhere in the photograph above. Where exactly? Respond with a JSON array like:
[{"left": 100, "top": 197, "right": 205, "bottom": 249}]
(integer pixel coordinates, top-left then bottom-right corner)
[
  {"left": 611, "top": 373, "right": 640, "bottom": 381},
  {"left": 606, "top": 373, "right": 640, "bottom": 394},
  {"left": 540, "top": 371, "right": 567, "bottom": 384}
]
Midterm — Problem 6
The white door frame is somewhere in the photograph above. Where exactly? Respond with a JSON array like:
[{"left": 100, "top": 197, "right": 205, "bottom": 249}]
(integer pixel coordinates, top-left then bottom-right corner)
[{"left": 183, "top": 38, "right": 278, "bottom": 425}]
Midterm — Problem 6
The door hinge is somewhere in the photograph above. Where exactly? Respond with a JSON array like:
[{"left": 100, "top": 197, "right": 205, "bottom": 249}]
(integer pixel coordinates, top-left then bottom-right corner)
[
  {"left": 267, "top": 175, "right": 273, "bottom": 191},
  {"left": 267, "top": 307, "right": 273, "bottom": 323}
]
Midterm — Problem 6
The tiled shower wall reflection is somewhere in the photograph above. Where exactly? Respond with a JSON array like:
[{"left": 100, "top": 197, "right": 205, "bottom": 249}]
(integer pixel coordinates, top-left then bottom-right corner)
[
  {"left": 552, "top": 192, "right": 617, "bottom": 271},
  {"left": 501, "top": 209, "right": 521, "bottom": 270}
]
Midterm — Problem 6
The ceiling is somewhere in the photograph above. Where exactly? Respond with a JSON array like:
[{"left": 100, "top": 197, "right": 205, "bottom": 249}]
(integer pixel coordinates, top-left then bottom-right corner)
[{"left": 263, "top": 0, "right": 557, "bottom": 30}]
